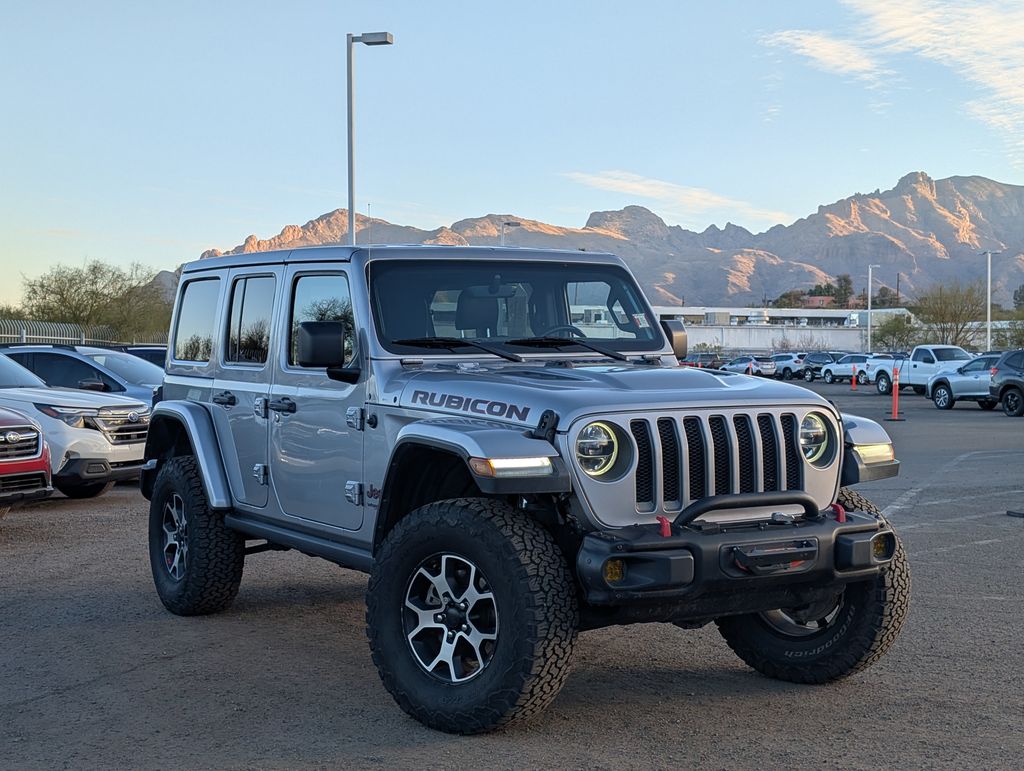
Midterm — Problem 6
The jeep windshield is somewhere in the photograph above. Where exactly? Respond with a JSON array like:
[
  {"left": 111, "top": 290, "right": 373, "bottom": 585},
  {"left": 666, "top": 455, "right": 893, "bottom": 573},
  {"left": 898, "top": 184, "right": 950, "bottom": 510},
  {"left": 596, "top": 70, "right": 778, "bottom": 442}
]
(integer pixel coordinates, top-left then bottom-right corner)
[{"left": 370, "top": 259, "right": 663, "bottom": 357}]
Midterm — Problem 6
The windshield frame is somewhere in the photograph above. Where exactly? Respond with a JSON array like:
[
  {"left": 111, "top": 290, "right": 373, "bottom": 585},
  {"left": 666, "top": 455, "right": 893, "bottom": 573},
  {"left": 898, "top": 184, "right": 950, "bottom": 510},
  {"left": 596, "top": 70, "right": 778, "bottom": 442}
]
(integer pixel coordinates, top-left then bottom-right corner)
[{"left": 366, "top": 258, "right": 667, "bottom": 358}]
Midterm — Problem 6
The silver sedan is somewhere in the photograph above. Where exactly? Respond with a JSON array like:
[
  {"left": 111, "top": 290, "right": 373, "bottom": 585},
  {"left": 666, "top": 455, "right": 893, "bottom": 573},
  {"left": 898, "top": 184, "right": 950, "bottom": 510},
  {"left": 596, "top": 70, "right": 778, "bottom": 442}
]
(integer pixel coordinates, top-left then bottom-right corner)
[{"left": 925, "top": 354, "right": 1001, "bottom": 410}]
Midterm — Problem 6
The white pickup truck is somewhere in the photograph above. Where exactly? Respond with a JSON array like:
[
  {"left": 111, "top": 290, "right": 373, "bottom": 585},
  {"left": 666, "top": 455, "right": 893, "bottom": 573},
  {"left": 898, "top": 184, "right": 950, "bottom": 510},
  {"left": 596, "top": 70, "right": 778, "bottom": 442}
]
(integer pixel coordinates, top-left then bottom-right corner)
[{"left": 865, "top": 345, "right": 972, "bottom": 395}]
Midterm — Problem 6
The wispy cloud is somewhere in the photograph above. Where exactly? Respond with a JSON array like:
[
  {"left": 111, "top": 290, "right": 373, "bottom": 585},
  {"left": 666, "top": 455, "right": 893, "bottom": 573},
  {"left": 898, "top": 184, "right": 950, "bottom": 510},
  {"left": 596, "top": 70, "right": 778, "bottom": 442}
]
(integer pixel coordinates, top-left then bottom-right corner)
[
  {"left": 763, "top": 0, "right": 1024, "bottom": 163},
  {"left": 761, "top": 30, "right": 886, "bottom": 84},
  {"left": 563, "top": 170, "right": 791, "bottom": 227}
]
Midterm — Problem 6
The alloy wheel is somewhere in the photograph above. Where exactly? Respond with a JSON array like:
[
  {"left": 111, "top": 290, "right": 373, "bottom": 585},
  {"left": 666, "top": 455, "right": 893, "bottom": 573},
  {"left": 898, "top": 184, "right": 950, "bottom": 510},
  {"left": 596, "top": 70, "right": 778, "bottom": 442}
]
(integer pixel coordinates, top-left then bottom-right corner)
[
  {"left": 161, "top": 493, "right": 188, "bottom": 581},
  {"left": 403, "top": 553, "right": 499, "bottom": 683},
  {"left": 759, "top": 596, "right": 844, "bottom": 638}
]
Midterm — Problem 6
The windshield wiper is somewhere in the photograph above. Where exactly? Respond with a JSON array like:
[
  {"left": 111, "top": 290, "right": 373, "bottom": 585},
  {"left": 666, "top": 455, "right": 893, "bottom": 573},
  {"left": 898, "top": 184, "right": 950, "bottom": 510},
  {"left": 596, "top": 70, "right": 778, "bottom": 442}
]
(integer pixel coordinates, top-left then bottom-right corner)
[
  {"left": 391, "top": 336, "right": 523, "bottom": 363},
  {"left": 505, "top": 336, "right": 630, "bottom": 362}
]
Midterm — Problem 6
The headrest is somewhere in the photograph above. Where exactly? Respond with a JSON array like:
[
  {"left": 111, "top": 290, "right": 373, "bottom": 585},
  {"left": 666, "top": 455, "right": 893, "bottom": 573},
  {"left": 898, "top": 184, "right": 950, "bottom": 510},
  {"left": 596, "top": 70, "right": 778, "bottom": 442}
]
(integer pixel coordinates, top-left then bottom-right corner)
[{"left": 455, "top": 294, "right": 498, "bottom": 335}]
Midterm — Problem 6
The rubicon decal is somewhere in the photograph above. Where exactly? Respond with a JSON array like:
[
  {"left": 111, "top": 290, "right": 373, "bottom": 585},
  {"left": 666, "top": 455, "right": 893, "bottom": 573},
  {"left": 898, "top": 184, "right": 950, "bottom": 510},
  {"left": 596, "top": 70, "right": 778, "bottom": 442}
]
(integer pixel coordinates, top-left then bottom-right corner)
[{"left": 411, "top": 391, "right": 531, "bottom": 421}]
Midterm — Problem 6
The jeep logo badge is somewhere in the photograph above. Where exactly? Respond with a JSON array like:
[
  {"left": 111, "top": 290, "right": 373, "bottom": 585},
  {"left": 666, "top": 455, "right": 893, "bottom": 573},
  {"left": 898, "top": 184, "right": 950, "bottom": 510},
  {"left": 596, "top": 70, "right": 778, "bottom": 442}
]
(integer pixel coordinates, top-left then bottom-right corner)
[{"left": 3, "top": 431, "right": 21, "bottom": 444}]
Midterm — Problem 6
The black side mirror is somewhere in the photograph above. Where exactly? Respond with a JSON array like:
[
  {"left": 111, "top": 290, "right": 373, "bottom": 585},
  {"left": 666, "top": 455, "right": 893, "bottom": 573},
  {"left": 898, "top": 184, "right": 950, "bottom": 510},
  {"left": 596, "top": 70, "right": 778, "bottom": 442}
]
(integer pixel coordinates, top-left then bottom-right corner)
[
  {"left": 78, "top": 379, "right": 108, "bottom": 392},
  {"left": 297, "top": 321, "right": 359, "bottom": 384},
  {"left": 660, "top": 318, "right": 687, "bottom": 359}
]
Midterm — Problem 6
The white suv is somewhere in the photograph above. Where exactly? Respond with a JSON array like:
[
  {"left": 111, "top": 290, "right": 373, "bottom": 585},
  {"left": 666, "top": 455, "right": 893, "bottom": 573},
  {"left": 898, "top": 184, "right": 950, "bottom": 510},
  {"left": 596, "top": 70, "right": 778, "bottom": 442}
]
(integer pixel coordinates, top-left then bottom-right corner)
[{"left": 0, "top": 354, "right": 150, "bottom": 498}]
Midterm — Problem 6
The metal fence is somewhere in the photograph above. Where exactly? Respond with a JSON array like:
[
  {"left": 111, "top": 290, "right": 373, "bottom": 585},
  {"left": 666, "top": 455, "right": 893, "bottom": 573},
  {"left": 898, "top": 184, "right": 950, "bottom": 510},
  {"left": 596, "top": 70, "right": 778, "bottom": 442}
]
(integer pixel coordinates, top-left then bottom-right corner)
[{"left": 0, "top": 319, "right": 167, "bottom": 346}]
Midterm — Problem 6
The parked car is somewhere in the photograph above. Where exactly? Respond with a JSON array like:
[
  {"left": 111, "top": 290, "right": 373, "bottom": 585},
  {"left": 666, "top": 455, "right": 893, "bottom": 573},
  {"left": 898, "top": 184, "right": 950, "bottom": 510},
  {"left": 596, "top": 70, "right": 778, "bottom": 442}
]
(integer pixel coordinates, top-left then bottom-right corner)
[
  {"left": 989, "top": 349, "right": 1024, "bottom": 417},
  {"left": 0, "top": 354, "right": 150, "bottom": 498},
  {"left": 721, "top": 355, "right": 777, "bottom": 376},
  {"left": 924, "top": 354, "right": 1002, "bottom": 410},
  {"left": 801, "top": 351, "right": 845, "bottom": 381},
  {"left": 118, "top": 345, "right": 168, "bottom": 367},
  {"left": 820, "top": 354, "right": 871, "bottom": 385},
  {"left": 679, "top": 351, "right": 725, "bottom": 369},
  {"left": 0, "top": 406, "right": 52, "bottom": 518},
  {"left": 0, "top": 344, "right": 162, "bottom": 406},
  {"left": 770, "top": 352, "right": 807, "bottom": 380},
  {"left": 867, "top": 345, "right": 972, "bottom": 395}
]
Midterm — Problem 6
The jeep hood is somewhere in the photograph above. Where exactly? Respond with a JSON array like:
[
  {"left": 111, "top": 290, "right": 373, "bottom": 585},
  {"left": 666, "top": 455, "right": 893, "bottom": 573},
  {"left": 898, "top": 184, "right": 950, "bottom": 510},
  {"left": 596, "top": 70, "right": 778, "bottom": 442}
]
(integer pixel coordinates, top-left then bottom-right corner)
[
  {"left": 0, "top": 387, "right": 148, "bottom": 411},
  {"left": 386, "top": 362, "right": 832, "bottom": 428}
]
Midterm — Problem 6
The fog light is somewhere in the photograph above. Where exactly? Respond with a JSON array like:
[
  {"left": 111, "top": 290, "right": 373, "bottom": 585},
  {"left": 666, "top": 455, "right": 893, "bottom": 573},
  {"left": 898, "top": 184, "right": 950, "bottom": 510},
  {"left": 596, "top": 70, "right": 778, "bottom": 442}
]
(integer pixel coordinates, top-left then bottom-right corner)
[
  {"left": 603, "top": 558, "right": 626, "bottom": 584},
  {"left": 871, "top": 532, "right": 895, "bottom": 561}
]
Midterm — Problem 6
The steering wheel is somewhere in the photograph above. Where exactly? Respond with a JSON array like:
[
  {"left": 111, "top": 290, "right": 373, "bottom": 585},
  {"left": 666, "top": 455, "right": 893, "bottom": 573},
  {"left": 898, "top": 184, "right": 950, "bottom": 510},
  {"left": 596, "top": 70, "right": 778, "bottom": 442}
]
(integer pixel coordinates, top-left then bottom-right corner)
[{"left": 538, "top": 325, "right": 586, "bottom": 338}]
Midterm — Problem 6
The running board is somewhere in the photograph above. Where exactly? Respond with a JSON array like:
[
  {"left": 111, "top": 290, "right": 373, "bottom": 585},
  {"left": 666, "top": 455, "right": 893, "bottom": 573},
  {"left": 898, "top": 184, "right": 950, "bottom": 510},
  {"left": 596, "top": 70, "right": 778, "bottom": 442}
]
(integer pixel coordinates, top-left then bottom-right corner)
[{"left": 224, "top": 513, "right": 374, "bottom": 573}]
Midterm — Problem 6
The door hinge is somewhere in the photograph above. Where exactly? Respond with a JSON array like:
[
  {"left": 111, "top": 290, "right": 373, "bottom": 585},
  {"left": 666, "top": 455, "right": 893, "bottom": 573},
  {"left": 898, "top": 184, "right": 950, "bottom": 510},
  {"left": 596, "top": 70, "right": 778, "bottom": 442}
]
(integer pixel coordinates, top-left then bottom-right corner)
[
  {"left": 345, "top": 481, "right": 363, "bottom": 505},
  {"left": 346, "top": 407, "right": 364, "bottom": 431},
  {"left": 252, "top": 464, "right": 267, "bottom": 485},
  {"left": 253, "top": 397, "right": 268, "bottom": 419}
]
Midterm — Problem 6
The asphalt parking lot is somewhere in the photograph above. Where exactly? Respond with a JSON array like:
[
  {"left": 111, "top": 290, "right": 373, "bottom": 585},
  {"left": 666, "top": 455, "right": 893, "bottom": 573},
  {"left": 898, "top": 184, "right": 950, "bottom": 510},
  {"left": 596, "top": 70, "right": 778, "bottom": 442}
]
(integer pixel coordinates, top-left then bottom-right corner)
[{"left": 2, "top": 384, "right": 1022, "bottom": 770}]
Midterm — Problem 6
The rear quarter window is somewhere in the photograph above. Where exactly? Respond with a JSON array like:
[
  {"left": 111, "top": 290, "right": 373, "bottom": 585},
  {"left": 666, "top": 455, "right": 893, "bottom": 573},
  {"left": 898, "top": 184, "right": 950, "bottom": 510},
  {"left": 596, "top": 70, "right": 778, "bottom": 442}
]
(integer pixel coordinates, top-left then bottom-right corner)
[{"left": 174, "top": 279, "right": 221, "bottom": 363}]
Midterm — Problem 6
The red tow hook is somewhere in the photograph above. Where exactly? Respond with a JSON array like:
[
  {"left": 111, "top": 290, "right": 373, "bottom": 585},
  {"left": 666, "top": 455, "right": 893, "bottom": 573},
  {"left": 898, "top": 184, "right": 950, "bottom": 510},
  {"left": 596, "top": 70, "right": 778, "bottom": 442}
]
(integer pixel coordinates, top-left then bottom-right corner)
[
  {"left": 656, "top": 515, "right": 673, "bottom": 537},
  {"left": 831, "top": 503, "right": 847, "bottom": 523}
]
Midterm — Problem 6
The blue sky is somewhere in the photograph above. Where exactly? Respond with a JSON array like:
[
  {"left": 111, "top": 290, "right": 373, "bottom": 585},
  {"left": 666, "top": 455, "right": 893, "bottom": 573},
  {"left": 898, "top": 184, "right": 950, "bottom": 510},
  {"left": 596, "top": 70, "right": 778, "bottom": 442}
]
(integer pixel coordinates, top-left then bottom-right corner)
[{"left": 2, "top": 0, "right": 1022, "bottom": 303}]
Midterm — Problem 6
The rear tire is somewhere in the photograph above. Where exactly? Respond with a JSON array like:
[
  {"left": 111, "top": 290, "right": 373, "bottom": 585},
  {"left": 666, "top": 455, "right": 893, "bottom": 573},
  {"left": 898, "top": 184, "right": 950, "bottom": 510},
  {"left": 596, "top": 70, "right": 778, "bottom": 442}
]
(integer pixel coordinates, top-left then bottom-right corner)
[
  {"left": 148, "top": 456, "right": 244, "bottom": 616},
  {"left": 716, "top": 488, "right": 910, "bottom": 684},
  {"left": 932, "top": 384, "right": 954, "bottom": 410},
  {"left": 1003, "top": 387, "right": 1024, "bottom": 417},
  {"left": 876, "top": 373, "right": 891, "bottom": 394},
  {"left": 824, "top": 371, "right": 835, "bottom": 384},
  {"left": 857, "top": 371, "right": 868, "bottom": 385},
  {"left": 55, "top": 480, "right": 114, "bottom": 499},
  {"left": 804, "top": 370, "right": 815, "bottom": 382},
  {"left": 367, "top": 498, "right": 578, "bottom": 734},
  {"left": 783, "top": 368, "right": 793, "bottom": 380}
]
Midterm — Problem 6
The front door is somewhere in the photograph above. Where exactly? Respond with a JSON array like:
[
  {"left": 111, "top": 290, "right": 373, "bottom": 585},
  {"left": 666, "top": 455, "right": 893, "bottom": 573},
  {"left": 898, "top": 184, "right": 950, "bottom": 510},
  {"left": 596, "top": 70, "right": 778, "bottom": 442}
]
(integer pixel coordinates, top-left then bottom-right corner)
[
  {"left": 211, "top": 269, "right": 279, "bottom": 508},
  {"left": 268, "top": 267, "right": 365, "bottom": 531}
]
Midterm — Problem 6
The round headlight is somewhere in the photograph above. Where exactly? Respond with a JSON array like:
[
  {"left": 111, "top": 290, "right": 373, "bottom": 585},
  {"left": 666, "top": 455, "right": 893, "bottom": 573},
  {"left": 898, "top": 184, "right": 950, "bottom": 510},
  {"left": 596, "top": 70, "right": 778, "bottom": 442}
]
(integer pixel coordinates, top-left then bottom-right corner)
[
  {"left": 576, "top": 421, "right": 618, "bottom": 476},
  {"left": 800, "top": 413, "right": 830, "bottom": 465}
]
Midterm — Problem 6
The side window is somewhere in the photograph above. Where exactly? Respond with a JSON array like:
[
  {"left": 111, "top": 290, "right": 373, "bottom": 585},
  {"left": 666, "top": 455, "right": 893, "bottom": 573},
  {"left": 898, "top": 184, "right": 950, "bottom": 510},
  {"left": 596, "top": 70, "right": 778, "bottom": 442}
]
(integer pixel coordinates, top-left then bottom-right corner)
[
  {"left": 289, "top": 274, "right": 354, "bottom": 367},
  {"left": 225, "top": 275, "right": 276, "bottom": 365},
  {"left": 33, "top": 353, "right": 121, "bottom": 391},
  {"left": 912, "top": 348, "right": 927, "bottom": 362},
  {"left": 1007, "top": 352, "right": 1024, "bottom": 369},
  {"left": 174, "top": 279, "right": 221, "bottom": 363},
  {"left": 962, "top": 359, "right": 983, "bottom": 372}
]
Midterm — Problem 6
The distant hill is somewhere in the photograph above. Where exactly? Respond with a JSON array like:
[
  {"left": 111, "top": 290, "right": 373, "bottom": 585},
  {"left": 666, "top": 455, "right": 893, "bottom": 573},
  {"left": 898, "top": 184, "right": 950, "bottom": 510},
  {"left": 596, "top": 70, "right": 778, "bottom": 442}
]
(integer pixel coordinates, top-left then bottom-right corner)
[{"left": 200, "top": 172, "right": 1024, "bottom": 306}]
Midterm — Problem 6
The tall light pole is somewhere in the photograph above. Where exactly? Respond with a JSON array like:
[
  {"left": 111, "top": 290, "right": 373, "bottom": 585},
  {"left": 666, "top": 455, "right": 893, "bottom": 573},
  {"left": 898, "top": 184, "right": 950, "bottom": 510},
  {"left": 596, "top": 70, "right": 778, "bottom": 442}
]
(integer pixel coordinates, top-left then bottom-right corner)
[
  {"left": 980, "top": 249, "right": 1002, "bottom": 352},
  {"left": 347, "top": 31, "right": 394, "bottom": 245},
  {"left": 867, "top": 264, "right": 880, "bottom": 353},
  {"left": 500, "top": 220, "right": 520, "bottom": 246}
]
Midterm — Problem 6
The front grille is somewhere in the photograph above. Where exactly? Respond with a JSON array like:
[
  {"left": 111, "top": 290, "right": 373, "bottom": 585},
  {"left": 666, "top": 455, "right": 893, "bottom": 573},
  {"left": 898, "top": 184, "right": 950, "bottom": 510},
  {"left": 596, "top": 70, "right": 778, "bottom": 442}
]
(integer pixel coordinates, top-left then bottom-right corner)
[
  {"left": 0, "top": 428, "right": 40, "bottom": 461},
  {"left": 630, "top": 420, "right": 654, "bottom": 510},
  {"left": 0, "top": 472, "right": 47, "bottom": 493},
  {"left": 93, "top": 413, "right": 150, "bottom": 445},
  {"left": 630, "top": 412, "right": 804, "bottom": 510}
]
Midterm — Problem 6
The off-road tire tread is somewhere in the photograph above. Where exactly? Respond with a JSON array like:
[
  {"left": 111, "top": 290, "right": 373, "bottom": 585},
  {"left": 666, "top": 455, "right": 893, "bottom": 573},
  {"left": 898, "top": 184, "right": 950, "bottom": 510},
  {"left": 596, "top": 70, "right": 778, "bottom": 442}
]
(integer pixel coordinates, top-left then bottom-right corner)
[
  {"left": 1003, "top": 386, "right": 1024, "bottom": 417},
  {"left": 367, "top": 497, "right": 578, "bottom": 734},
  {"left": 150, "top": 456, "right": 244, "bottom": 616},
  {"left": 716, "top": 487, "right": 910, "bottom": 684}
]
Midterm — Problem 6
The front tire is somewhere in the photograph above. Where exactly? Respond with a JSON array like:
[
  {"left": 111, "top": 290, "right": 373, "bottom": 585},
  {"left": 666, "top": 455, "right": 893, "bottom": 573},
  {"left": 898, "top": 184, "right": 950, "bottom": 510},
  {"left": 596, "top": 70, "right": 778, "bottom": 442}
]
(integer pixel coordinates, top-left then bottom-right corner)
[
  {"left": 367, "top": 498, "right": 578, "bottom": 734},
  {"left": 932, "top": 384, "right": 954, "bottom": 410},
  {"left": 1003, "top": 387, "right": 1024, "bottom": 417},
  {"left": 716, "top": 488, "right": 910, "bottom": 684},
  {"left": 148, "top": 456, "right": 244, "bottom": 616},
  {"left": 55, "top": 480, "right": 114, "bottom": 499}
]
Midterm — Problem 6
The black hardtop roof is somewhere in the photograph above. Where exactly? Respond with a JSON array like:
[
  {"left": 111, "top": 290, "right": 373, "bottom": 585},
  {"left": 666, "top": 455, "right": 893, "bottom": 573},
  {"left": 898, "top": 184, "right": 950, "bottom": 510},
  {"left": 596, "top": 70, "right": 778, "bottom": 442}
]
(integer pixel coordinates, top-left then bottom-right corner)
[{"left": 182, "top": 244, "right": 624, "bottom": 274}]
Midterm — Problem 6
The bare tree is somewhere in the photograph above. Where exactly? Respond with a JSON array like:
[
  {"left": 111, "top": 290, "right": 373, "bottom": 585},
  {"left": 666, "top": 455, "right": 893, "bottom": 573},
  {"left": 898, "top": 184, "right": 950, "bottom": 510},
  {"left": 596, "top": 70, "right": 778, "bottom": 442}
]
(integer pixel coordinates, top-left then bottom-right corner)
[
  {"left": 873, "top": 314, "right": 918, "bottom": 351},
  {"left": 911, "top": 282, "right": 985, "bottom": 347}
]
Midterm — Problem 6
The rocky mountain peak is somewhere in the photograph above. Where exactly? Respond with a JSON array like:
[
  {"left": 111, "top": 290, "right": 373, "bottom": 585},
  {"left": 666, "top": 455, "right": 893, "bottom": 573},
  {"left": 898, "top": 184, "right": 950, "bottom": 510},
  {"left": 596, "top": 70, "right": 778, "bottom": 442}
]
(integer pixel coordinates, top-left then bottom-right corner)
[{"left": 585, "top": 206, "right": 669, "bottom": 241}]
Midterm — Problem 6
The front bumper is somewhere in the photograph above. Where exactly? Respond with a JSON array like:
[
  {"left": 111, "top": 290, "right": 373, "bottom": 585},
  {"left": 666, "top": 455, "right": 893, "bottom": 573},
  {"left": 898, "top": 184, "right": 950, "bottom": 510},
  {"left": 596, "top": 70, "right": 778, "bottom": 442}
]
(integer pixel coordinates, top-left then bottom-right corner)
[
  {"left": 53, "top": 458, "right": 145, "bottom": 486},
  {"left": 577, "top": 506, "right": 895, "bottom": 606}
]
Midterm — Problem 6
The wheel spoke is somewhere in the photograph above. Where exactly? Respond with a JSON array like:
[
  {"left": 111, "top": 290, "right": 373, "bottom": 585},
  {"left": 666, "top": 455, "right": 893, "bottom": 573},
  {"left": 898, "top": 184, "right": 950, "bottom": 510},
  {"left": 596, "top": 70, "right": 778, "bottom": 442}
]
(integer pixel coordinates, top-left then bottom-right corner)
[{"left": 426, "top": 637, "right": 459, "bottom": 681}]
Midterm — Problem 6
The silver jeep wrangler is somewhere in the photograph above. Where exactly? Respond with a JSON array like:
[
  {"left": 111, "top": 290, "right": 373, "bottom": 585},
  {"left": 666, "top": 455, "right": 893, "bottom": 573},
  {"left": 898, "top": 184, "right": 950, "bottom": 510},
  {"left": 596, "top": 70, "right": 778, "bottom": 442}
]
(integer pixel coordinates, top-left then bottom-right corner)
[{"left": 142, "top": 245, "right": 909, "bottom": 734}]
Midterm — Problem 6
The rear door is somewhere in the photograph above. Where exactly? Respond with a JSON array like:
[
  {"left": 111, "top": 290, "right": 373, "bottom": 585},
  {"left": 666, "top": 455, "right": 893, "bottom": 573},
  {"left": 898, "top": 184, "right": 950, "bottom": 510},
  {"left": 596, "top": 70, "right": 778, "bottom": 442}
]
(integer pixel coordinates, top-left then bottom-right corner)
[
  {"left": 210, "top": 269, "right": 279, "bottom": 508},
  {"left": 268, "top": 266, "right": 365, "bottom": 531}
]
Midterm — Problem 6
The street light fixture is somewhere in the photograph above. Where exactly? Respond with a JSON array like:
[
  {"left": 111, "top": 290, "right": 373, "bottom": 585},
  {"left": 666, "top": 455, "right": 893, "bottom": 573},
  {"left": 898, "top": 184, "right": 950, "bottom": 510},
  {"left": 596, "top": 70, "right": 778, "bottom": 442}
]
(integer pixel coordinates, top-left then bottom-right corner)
[
  {"left": 347, "top": 31, "right": 394, "bottom": 245},
  {"left": 867, "top": 264, "right": 881, "bottom": 353},
  {"left": 500, "top": 221, "right": 521, "bottom": 246},
  {"left": 980, "top": 249, "right": 1002, "bottom": 352}
]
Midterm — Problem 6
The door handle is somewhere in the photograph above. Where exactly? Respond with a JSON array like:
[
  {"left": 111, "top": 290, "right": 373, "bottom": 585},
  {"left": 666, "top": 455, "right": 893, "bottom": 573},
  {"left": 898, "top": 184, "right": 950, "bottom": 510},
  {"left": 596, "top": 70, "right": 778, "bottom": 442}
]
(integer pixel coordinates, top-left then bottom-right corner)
[
  {"left": 268, "top": 397, "right": 297, "bottom": 414},
  {"left": 212, "top": 391, "right": 237, "bottom": 406}
]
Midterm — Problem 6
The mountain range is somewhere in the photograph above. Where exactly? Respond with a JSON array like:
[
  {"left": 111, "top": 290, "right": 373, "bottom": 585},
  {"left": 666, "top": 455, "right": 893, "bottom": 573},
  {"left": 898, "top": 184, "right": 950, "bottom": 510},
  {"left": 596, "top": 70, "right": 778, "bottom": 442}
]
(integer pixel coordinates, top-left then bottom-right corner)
[{"left": 200, "top": 172, "right": 1024, "bottom": 307}]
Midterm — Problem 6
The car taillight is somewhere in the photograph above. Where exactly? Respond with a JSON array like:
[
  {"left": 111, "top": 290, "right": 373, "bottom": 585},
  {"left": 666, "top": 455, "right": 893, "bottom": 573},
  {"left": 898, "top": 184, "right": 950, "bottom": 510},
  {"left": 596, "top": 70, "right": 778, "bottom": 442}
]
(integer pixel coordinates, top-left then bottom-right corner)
[{"left": 991, "top": 367, "right": 998, "bottom": 376}]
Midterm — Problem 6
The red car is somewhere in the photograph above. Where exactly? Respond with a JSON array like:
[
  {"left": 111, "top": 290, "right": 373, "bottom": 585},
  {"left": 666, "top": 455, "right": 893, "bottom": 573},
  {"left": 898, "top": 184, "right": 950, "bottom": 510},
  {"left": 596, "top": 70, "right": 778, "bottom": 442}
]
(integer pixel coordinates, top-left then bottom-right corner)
[{"left": 0, "top": 406, "right": 52, "bottom": 517}]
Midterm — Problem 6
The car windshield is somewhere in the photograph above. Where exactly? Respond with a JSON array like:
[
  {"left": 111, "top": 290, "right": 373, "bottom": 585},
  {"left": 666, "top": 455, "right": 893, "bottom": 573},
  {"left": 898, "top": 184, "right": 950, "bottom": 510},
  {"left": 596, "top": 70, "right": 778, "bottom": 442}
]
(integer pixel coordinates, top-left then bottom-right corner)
[
  {"left": 0, "top": 353, "right": 47, "bottom": 388},
  {"left": 935, "top": 347, "right": 971, "bottom": 361},
  {"left": 370, "top": 259, "right": 663, "bottom": 356},
  {"left": 87, "top": 350, "right": 164, "bottom": 384}
]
